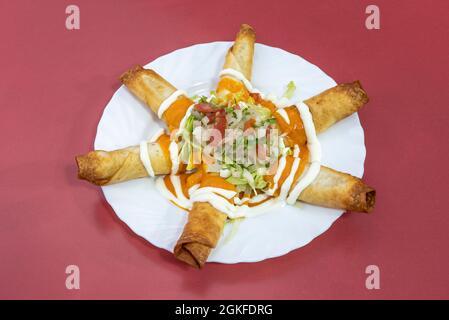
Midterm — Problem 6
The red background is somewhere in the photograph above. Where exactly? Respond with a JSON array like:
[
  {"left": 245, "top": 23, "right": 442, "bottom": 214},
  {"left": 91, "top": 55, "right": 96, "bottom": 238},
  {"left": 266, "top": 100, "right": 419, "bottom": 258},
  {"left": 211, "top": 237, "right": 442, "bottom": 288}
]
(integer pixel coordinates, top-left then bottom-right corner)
[{"left": 1, "top": 0, "right": 448, "bottom": 299}]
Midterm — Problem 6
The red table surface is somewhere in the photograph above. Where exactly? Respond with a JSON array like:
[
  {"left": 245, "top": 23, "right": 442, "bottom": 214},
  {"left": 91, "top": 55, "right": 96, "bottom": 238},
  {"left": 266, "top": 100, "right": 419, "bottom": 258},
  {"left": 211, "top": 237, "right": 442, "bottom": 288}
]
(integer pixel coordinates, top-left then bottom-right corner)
[{"left": 1, "top": 0, "right": 448, "bottom": 300}]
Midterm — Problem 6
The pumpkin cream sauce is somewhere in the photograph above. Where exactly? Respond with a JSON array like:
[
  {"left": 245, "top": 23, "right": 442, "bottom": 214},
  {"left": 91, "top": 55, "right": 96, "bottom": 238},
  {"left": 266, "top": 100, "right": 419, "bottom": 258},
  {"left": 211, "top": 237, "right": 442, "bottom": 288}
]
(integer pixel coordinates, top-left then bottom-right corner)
[
  {"left": 153, "top": 68, "right": 322, "bottom": 218},
  {"left": 217, "top": 77, "right": 250, "bottom": 99},
  {"left": 162, "top": 95, "right": 193, "bottom": 131},
  {"left": 155, "top": 134, "right": 172, "bottom": 168}
]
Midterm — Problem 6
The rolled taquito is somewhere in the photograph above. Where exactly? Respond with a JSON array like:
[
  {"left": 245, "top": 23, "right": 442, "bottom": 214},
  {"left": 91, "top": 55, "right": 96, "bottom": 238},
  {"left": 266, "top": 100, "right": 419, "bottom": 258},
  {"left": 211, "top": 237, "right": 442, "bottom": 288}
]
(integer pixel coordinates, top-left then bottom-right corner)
[
  {"left": 120, "top": 66, "right": 192, "bottom": 131},
  {"left": 222, "top": 24, "right": 256, "bottom": 81},
  {"left": 298, "top": 166, "right": 375, "bottom": 213},
  {"left": 305, "top": 81, "right": 369, "bottom": 134},
  {"left": 76, "top": 141, "right": 170, "bottom": 186},
  {"left": 174, "top": 202, "right": 227, "bottom": 268}
]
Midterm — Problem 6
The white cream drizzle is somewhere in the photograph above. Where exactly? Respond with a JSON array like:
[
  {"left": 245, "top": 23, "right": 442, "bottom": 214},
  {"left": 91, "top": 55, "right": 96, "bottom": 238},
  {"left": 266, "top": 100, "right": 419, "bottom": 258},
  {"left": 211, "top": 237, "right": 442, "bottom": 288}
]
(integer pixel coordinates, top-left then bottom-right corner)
[
  {"left": 150, "top": 128, "right": 165, "bottom": 142},
  {"left": 176, "top": 104, "right": 195, "bottom": 137},
  {"left": 139, "top": 128, "right": 166, "bottom": 178},
  {"left": 219, "top": 69, "right": 257, "bottom": 93},
  {"left": 157, "top": 90, "right": 186, "bottom": 119},
  {"left": 169, "top": 141, "right": 179, "bottom": 174},
  {"left": 139, "top": 141, "right": 154, "bottom": 177},
  {"left": 219, "top": 68, "right": 291, "bottom": 107},
  {"left": 276, "top": 108, "right": 290, "bottom": 124},
  {"left": 190, "top": 187, "right": 237, "bottom": 200},
  {"left": 267, "top": 155, "right": 286, "bottom": 196},
  {"left": 286, "top": 102, "right": 322, "bottom": 204},
  {"left": 279, "top": 157, "right": 300, "bottom": 200},
  {"left": 156, "top": 175, "right": 191, "bottom": 210}
]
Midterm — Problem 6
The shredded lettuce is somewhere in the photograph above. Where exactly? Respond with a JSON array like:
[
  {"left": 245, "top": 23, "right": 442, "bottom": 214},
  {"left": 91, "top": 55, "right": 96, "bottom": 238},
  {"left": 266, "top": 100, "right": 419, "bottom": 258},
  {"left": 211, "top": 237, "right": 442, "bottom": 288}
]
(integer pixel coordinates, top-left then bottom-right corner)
[
  {"left": 252, "top": 105, "right": 272, "bottom": 121},
  {"left": 185, "top": 115, "right": 195, "bottom": 133},
  {"left": 254, "top": 174, "right": 267, "bottom": 189},
  {"left": 226, "top": 176, "right": 248, "bottom": 185},
  {"left": 222, "top": 162, "right": 267, "bottom": 192},
  {"left": 283, "top": 81, "right": 296, "bottom": 99}
]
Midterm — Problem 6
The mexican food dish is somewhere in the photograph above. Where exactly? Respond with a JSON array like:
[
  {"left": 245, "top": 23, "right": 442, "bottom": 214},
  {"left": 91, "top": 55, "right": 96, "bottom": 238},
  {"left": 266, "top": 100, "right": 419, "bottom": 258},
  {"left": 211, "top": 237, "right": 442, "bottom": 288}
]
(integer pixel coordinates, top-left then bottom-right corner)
[{"left": 76, "top": 24, "right": 375, "bottom": 268}]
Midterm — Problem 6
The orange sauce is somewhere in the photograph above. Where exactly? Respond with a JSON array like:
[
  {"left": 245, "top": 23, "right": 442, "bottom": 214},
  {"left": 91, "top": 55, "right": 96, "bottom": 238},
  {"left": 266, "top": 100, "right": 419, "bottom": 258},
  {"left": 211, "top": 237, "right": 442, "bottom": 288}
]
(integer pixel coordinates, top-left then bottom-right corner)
[
  {"left": 156, "top": 134, "right": 172, "bottom": 168},
  {"left": 163, "top": 96, "right": 193, "bottom": 131},
  {"left": 274, "top": 106, "right": 307, "bottom": 146},
  {"left": 186, "top": 170, "right": 202, "bottom": 188},
  {"left": 248, "top": 196, "right": 273, "bottom": 207},
  {"left": 244, "top": 118, "right": 256, "bottom": 131},
  {"left": 200, "top": 173, "right": 236, "bottom": 191},
  {"left": 217, "top": 77, "right": 247, "bottom": 94},
  {"left": 176, "top": 174, "right": 190, "bottom": 198},
  {"left": 250, "top": 93, "right": 307, "bottom": 147},
  {"left": 163, "top": 175, "right": 176, "bottom": 196},
  {"left": 217, "top": 77, "right": 250, "bottom": 101},
  {"left": 264, "top": 145, "right": 309, "bottom": 195},
  {"left": 250, "top": 93, "right": 277, "bottom": 113},
  {"left": 291, "top": 146, "right": 309, "bottom": 190},
  {"left": 274, "top": 156, "right": 294, "bottom": 196}
]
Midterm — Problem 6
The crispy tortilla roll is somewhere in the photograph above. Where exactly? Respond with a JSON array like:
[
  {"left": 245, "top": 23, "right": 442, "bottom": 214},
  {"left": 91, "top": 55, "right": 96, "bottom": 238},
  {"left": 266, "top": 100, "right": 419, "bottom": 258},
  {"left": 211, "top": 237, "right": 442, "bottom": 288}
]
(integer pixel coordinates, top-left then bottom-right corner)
[
  {"left": 76, "top": 142, "right": 170, "bottom": 186},
  {"left": 120, "top": 66, "right": 176, "bottom": 114},
  {"left": 305, "top": 81, "right": 369, "bottom": 134},
  {"left": 174, "top": 202, "right": 227, "bottom": 268},
  {"left": 120, "top": 66, "right": 193, "bottom": 131},
  {"left": 223, "top": 24, "right": 256, "bottom": 80},
  {"left": 298, "top": 166, "right": 376, "bottom": 213}
]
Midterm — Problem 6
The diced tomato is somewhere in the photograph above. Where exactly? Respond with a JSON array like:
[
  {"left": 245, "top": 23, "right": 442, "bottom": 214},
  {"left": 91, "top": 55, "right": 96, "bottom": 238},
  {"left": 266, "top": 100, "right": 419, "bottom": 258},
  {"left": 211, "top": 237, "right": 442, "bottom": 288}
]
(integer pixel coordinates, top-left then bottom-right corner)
[
  {"left": 206, "top": 112, "right": 216, "bottom": 122},
  {"left": 266, "top": 125, "right": 272, "bottom": 141},
  {"left": 194, "top": 103, "right": 216, "bottom": 113},
  {"left": 213, "top": 112, "right": 227, "bottom": 142}
]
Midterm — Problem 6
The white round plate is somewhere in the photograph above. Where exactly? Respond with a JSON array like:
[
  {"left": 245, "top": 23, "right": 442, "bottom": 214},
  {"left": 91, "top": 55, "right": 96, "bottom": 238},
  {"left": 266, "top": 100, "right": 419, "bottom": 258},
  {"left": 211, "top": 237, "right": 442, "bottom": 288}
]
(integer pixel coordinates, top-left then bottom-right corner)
[{"left": 95, "top": 42, "right": 365, "bottom": 263}]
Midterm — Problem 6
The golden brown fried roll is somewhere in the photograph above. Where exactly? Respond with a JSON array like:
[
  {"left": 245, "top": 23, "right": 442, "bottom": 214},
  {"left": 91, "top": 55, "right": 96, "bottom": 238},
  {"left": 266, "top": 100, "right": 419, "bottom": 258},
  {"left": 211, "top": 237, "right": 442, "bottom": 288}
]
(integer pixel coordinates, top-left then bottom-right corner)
[
  {"left": 120, "top": 66, "right": 193, "bottom": 131},
  {"left": 174, "top": 202, "right": 227, "bottom": 268},
  {"left": 305, "top": 81, "right": 369, "bottom": 134},
  {"left": 120, "top": 66, "right": 176, "bottom": 114},
  {"left": 299, "top": 166, "right": 375, "bottom": 213},
  {"left": 76, "top": 141, "right": 170, "bottom": 186},
  {"left": 222, "top": 24, "right": 256, "bottom": 81}
]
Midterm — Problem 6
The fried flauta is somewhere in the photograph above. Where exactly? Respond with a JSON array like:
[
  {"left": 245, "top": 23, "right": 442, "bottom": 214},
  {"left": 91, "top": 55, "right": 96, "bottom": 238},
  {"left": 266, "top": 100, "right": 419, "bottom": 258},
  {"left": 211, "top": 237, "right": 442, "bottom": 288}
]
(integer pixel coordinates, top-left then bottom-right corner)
[
  {"left": 299, "top": 166, "right": 375, "bottom": 213},
  {"left": 174, "top": 202, "right": 227, "bottom": 268},
  {"left": 76, "top": 140, "right": 170, "bottom": 186},
  {"left": 222, "top": 24, "right": 256, "bottom": 81},
  {"left": 305, "top": 81, "right": 369, "bottom": 134},
  {"left": 120, "top": 66, "right": 193, "bottom": 131}
]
